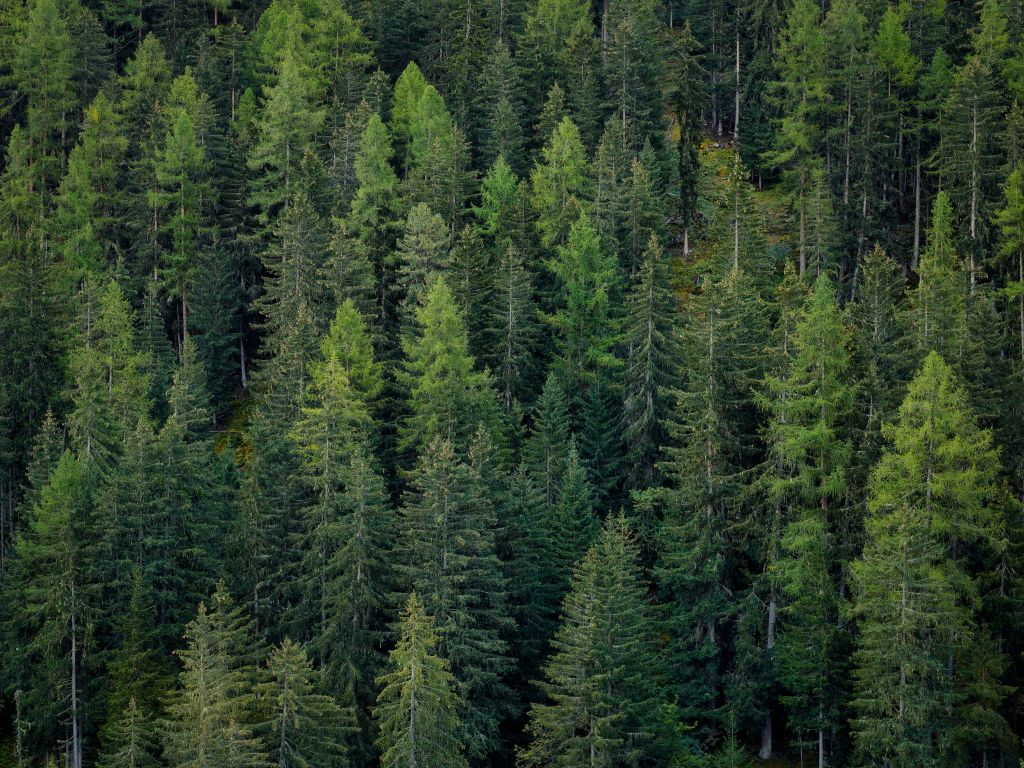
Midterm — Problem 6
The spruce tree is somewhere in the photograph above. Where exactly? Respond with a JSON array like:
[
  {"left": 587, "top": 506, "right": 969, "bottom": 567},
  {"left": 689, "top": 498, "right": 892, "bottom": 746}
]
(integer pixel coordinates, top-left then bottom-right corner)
[
  {"left": 256, "top": 639, "right": 352, "bottom": 768},
  {"left": 397, "top": 437, "right": 512, "bottom": 760},
  {"left": 622, "top": 235, "right": 680, "bottom": 488},
  {"left": 656, "top": 267, "right": 767, "bottom": 734},
  {"left": 523, "top": 371, "right": 572, "bottom": 507},
  {"left": 5, "top": 452, "right": 94, "bottom": 767},
  {"left": 768, "top": 0, "right": 828, "bottom": 274},
  {"left": 547, "top": 210, "right": 621, "bottom": 419},
  {"left": 163, "top": 584, "right": 268, "bottom": 768},
  {"left": 475, "top": 38, "right": 526, "bottom": 173},
  {"left": 97, "top": 698, "right": 161, "bottom": 768},
  {"left": 763, "top": 275, "right": 851, "bottom": 765},
  {"left": 520, "top": 515, "right": 666, "bottom": 768},
  {"left": 374, "top": 593, "right": 468, "bottom": 768}
]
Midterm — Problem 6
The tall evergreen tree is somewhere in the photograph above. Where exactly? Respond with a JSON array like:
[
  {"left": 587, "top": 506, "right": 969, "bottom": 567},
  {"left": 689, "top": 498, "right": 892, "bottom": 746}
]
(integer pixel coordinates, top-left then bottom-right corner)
[
  {"left": 520, "top": 515, "right": 667, "bottom": 768},
  {"left": 374, "top": 593, "right": 468, "bottom": 768},
  {"left": 851, "top": 352, "right": 1007, "bottom": 767},
  {"left": 397, "top": 436, "right": 512, "bottom": 761},
  {"left": 256, "top": 639, "right": 352, "bottom": 768},
  {"left": 163, "top": 584, "right": 268, "bottom": 768}
]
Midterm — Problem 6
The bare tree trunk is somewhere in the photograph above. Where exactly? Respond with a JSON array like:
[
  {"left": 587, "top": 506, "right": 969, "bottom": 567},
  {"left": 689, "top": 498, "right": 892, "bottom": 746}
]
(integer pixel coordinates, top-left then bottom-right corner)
[{"left": 734, "top": 33, "right": 740, "bottom": 140}]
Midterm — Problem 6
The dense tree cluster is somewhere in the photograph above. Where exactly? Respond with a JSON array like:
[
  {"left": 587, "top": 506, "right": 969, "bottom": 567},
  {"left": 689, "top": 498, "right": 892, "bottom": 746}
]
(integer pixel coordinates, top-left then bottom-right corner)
[{"left": 0, "top": 0, "right": 1023, "bottom": 766}]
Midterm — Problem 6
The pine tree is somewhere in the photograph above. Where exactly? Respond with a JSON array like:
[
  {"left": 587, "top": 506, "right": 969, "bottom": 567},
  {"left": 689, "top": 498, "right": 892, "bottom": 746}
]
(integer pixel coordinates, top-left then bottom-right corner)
[
  {"left": 390, "top": 62, "right": 429, "bottom": 175},
  {"left": 252, "top": 186, "right": 328, "bottom": 420},
  {"left": 516, "top": 0, "right": 592, "bottom": 121},
  {"left": 248, "top": 55, "right": 326, "bottom": 229},
  {"left": 622, "top": 235, "right": 680, "bottom": 488},
  {"left": 602, "top": 0, "right": 665, "bottom": 151},
  {"left": 12, "top": 0, "right": 77, "bottom": 198},
  {"left": 67, "top": 277, "right": 150, "bottom": 476},
  {"left": 374, "top": 593, "right": 468, "bottom": 768},
  {"left": 163, "top": 584, "right": 268, "bottom": 768},
  {"left": 405, "top": 85, "right": 474, "bottom": 238},
  {"left": 523, "top": 371, "right": 572, "bottom": 507},
  {"left": 102, "top": 567, "right": 170, "bottom": 729},
  {"left": 851, "top": 352, "right": 1006, "bottom": 767},
  {"left": 148, "top": 338, "right": 231, "bottom": 646},
  {"left": 152, "top": 72, "right": 213, "bottom": 342},
  {"left": 317, "top": 445, "right": 393, "bottom": 765},
  {"left": 475, "top": 38, "right": 526, "bottom": 172},
  {"left": 290, "top": 301, "right": 382, "bottom": 640},
  {"left": 343, "top": 112, "right": 400, "bottom": 321},
  {"left": 656, "top": 267, "right": 767, "bottom": 734},
  {"left": 394, "top": 203, "right": 450, "bottom": 322},
  {"left": 52, "top": 92, "right": 125, "bottom": 280},
  {"left": 487, "top": 244, "right": 539, "bottom": 409},
  {"left": 763, "top": 275, "right": 851, "bottom": 765},
  {"left": 397, "top": 436, "right": 512, "bottom": 761},
  {"left": 502, "top": 463, "right": 560, "bottom": 672},
  {"left": 550, "top": 440, "right": 599, "bottom": 591},
  {"left": 768, "top": 0, "right": 828, "bottom": 274},
  {"left": 256, "top": 639, "right": 352, "bottom": 768},
  {"left": 520, "top": 515, "right": 666, "bottom": 768},
  {"left": 911, "top": 191, "right": 971, "bottom": 369}
]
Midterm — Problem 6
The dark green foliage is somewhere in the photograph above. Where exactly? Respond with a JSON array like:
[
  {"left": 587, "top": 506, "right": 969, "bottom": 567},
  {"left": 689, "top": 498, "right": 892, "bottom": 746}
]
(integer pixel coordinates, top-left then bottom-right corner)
[
  {"left": 520, "top": 515, "right": 667, "bottom": 768},
  {"left": 2, "top": 3, "right": 1024, "bottom": 765}
]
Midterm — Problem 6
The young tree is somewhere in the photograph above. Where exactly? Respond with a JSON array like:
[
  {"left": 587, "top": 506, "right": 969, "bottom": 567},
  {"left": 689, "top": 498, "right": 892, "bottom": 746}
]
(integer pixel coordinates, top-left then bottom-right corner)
[
  {"left": 248, "top": 55, "right": 326, "bottom": 229},
  {"left": 530, "top": 116, "right": 590, "bottom": 253},
  {"left": 97, "top": 698, "right": 161, "bottom": 768},
  {"left": 256, "top": 639, "right": 352, "bottom": 768},
  {"left": 399, "top": 278, "right": 500, "bottom": 457},
  {"left": 548, "top": 210, "right": 622, "bottom": 419},
  {"left": 523, "top": 371, "right": 573, "bottom": 507},
  {"left": 374, "top": 593, "right": 469, "bottom": 768},
  {"left": 163, "top": 584, "right": 268, "bottom": 768}
]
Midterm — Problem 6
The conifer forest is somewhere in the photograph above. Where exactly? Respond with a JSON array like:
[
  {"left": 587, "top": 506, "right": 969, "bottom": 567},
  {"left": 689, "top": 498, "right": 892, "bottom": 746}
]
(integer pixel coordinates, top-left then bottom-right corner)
[{"left": 3, "top": 0, "right": 1024, "bottom": 765}]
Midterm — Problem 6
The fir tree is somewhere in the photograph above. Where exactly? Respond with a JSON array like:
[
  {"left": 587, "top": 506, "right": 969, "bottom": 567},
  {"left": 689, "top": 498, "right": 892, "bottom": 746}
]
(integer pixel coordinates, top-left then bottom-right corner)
[
  {"left": 374, "top": 593, "right": 468, "bottom": 768},
  {"left": 622, "top": 235, "right": 680, "bottom": 488},
  {"left": 397, "top": 437, "right": 512, "bottom": 760},
  {"left": 163, "top": 584, "right": 268, "bottom": 768},
  {"left": 523, "top": 371, "right": 572, "bottom": 507},
  {"left": 547, "top": 210, "right": 621, "bottom": 418},
  {"left": 5, "top": 452, "right": 93, "bottom": 767},
  {"left": 520, "top": 515, "right": 666, "bottom": 768},
  {"left": 256, "top": 639, "right": 352, "bottom": 768},
  {"left": 97, "top": 698, "right": 161, "bottom": 768}
]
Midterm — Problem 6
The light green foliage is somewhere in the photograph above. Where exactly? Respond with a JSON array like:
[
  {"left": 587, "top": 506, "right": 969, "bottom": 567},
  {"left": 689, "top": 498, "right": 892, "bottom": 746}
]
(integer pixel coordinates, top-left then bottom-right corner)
[{"left": 374, "top": 594, "right": 468, "bottom": 768}]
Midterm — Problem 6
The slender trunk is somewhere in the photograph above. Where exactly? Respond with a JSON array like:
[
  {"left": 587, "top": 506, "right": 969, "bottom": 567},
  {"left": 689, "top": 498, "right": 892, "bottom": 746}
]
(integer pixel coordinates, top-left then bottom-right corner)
[
  {"left": 913, "top": 151, "right": 922, "bottom": 269},
  {"left": 734, "top": 33, "right": 740, "bottom": 140},
  {"left": 70, "top": 580, "right": 82, "bottom": 768}
]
